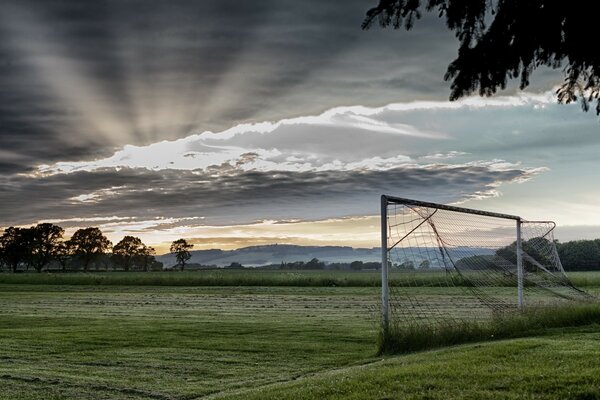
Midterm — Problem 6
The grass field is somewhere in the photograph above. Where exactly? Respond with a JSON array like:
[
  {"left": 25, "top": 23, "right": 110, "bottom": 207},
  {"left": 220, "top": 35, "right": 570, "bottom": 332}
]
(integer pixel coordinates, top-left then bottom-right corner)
[
  {"left": 0, "top": 284, "right": 379, "bottom": 399},
  {"left": 2, "top": 270, "right": 600, "bottom": 287},
  {"left": 0, "top": 271, "right": 599, "bottom": 399},
  {"left": 220, "top": 327, "right": 600, "bottom": 400}
]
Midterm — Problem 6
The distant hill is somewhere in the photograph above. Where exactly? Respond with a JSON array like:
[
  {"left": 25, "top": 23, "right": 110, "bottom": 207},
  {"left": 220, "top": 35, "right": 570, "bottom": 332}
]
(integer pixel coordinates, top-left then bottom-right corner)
[
  {"left": 156, "top": 244, "right": 495, "bottom": 268},
  {"left": 157, "top": 244, "right": 380, "bottom": 268}
]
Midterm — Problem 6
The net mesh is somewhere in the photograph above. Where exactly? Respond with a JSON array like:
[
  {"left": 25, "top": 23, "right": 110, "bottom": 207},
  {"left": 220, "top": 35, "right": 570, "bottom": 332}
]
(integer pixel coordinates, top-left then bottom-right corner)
[{"left": 385, "top": 200, "right": 592, "bottom": 328}]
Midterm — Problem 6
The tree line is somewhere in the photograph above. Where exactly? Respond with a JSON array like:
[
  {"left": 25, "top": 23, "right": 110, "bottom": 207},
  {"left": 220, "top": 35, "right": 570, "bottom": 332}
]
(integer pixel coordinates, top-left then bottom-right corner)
[
  {"left": 557, "top": 239, "right": 600, "bottom": 271},
  {"left": 451, "top": 238, "right": 600, "bottom": 272},
  {"left": 494, "top": 237, "right": 600, "bottom": 271},
  {"left": 2, "top": 223, "right": 599, "bottom": 272},
  {"left": 0, "top": 223, "right": 194, "bottom": 273}
]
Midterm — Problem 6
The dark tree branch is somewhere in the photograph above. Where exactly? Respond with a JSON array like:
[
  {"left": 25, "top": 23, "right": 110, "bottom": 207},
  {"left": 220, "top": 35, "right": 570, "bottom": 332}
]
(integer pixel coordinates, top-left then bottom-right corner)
[{"left": 364, "top": 0, "right": 600, "bottom": 114}]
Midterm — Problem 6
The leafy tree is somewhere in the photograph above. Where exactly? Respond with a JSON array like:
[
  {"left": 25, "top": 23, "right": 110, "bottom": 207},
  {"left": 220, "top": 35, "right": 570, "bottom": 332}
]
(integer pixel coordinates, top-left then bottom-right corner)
[
  {"left": 454, "top": 255, "right": 496, "bottom": 271},
  {"left": 226, "top": 261, "right": 244, "bottom": 269},
  {"left": 170, "top": 239, "right": 193, "bottom": 271},
  {"left": 557, "top": 240, "right": 600, "bottom": 271},
  {"left": 363, "top": 0, "right": 600, "bottom": 113},
  {"left": 112, "top": 236, "right": 151, "bottom": 271},
  {"left": 54, "top": 241, "right": 72, "bottom": 271},
  {"left": 487, "top": 238, "right": 600, "bottom": 272},
  {"left": 350, "top": 260, "right": 364, "bottom": 271},
  {"left": 67, "top": 227, "right": 112, "bottom": 271},
  {"left": 305, "top": 258, "right": 326, "bottom": 270},
  {"left": 28, "top": 223, "right": 64, "bottom": 272},
  {"left": 96, "top": 254, "right": 112, "bottom": 271},
  {"left": 398, "top": 260, "right": 415, "bottom": 270},
  {"left": 149, "top": 260, "right": 164, "bottom": 271},
  {"left": 363, "top": 262, "right": 382, "bottom": 270},
  {"left": 0, "top": 227, "right": 30, "bottom": 273},
  {"left": 496, "top": 237, "right": 555, "bottom": 272},
  {"left": 419, "top": 259, "right": 431, "bottom": 269},
  {"left": 136, "top": 245, "right": 156, "bottom": 272}
]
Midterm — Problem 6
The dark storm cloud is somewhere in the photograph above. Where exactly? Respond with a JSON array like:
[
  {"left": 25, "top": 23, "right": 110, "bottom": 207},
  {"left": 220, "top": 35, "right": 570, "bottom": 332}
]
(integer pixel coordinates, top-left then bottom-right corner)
[
  {"left": 1, "top": 0, "right": 577, "bottom": 233},
  {"left": 0, "top": 165, "right": 536, "bottom": 227},
  {"left": 0, "top": 0, "right": 462, "bottom": 175}
]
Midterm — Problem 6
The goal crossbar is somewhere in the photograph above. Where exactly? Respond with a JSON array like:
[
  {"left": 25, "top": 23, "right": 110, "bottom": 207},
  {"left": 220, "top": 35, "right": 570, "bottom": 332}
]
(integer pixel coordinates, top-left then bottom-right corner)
[{"left": 382, "top": 195, "right": 521, "bottom": 222}]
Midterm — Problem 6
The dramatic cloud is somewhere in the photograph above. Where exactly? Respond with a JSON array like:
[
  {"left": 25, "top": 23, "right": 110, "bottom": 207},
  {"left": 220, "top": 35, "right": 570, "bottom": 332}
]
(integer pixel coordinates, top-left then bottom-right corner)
[
  {"left": 1, "top": 0, "right": 598, "bottom": 249},
  {"left": 5, "top": 87, "right": 600, "bottom": 249},
  {"left": 0, "top": 0, "right": 461, "bottom": 175},
  {"left": 35, "top": 92, "right": 556, "bottom": 176},
  {"left": 1, "top": 162, "right": 541, "bottom": 228}
]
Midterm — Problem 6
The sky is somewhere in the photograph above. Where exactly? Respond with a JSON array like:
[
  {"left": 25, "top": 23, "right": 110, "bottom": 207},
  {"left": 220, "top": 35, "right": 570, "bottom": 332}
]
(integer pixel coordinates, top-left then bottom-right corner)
[{"left": 1, "top": 0, "right": 599, "bottom": 254}]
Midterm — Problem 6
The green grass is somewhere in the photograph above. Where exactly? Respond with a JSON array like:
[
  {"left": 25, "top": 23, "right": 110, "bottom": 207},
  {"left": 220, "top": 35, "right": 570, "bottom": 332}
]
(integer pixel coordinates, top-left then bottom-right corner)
[
  {"left": 217, "top": 326, "right": 600, "bottom": 400},
  {"left": 0, "top": 272, "right": 599, "bottom": 399},
  {"left": 3, "top": 269, "right": 600, "bottom": 287},
  {"left": 0, "top": 284, "right": 379, "bottom": 399},
  {"left": 567, "top": 271, "right": 600, "bottom": 287},
  {"left": 0, "top": 270, "right": 382, "bottom": 287},
  {"left": 380, "top": 303, "right": 600, "bottom": 354}
]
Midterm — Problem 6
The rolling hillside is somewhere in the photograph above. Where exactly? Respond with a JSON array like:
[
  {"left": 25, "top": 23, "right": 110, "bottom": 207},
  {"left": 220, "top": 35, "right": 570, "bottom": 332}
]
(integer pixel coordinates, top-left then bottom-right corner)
[{"left": 157, "top": 244, "right": 381, "bottom": 267}]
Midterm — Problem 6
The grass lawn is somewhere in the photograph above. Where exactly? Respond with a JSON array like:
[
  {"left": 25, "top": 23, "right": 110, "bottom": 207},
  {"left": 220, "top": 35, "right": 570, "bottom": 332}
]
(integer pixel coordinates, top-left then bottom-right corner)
[
  {"left": 0, "top": 285, "right": 379, "bottom": 399},
  {"left": 219, "top": 325, "right": 600, "bottom": 400},
  {"left": 2, "top": 270, "right": 599, "bottom": 288},
  {"left": 0, "top": 273, "right": 598, "bottom": 399}
]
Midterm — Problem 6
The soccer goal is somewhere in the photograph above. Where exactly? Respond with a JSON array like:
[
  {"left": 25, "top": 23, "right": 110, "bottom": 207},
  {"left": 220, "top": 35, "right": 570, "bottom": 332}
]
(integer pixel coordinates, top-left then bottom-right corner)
[{"left": 380, "top": 195, "right": 590, "bottom": 333}]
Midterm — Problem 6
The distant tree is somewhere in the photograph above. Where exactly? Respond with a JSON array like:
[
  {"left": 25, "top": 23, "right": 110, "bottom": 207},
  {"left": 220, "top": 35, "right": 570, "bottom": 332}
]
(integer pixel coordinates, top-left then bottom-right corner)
[
  {"left": 419, "top": 260, "right": 431, "bottom": 269},
  {"left": 557, "top": 240, "right": 600, "bottom": 271},
  {"left": 363, "top": 0, "right": 600, "bottom": 114},
  {"left": 454, "top": 255, "right": 496, "bottom": 271},
  {"left": 0, "top": 227, "right": 30, "bottom": 273},
  {"left": 226, "top": 261, "right": 244, "bottom": 269},
  {"left": 136, "top": 245, "right": 156, "bottom": 272},
  {"left": 96, "top": 254, "right": 113, "bottom": 271},
  {"left": 305, "top": 258, "right": 326, "bottom": 270},
  {"left": 54, "top": 241, "right": 72, "bottom": 271},
  {"left": 150, "top": 260, "right": 164, "bottom": 271},
  {"left": 478, "top": 238, "right": 600, "bottom": 272},
  {"left": 28, "top": 223, "right": 64, "bottom": 273},
  {"left": 170, "top": 239, "right": 193, "bottom": 271},
  {"left": 280, "top": 260, "right": 308, "bottom": 270},
  {"left": 112, "top": 236, "right": 150, "bottom": 271},
  {"left": 363, "top": 262, "right": 382, "bottom": 270},
  {"left": 398, "top": 260, "right": 415, "bottom": 270},
  {"left": 67, "top": 227, "right": 112, "bottom": 271},
  {"left": 496, "top": 237, "right": 556, "bottom": 272},
  {"left": 350, "top": 260, "right": 364, "bottom": 271}
]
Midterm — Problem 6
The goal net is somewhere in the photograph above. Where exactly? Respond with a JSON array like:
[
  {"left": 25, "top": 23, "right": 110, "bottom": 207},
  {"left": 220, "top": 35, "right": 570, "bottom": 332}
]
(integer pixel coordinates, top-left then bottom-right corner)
[{"left": 381, "top": 195, "right": 591, "bottom": 331}]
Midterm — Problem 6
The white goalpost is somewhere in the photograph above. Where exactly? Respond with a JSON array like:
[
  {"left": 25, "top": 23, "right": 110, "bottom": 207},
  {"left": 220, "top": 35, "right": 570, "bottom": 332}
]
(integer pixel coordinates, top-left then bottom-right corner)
[{"left": 381, "top": 195, "right": 590, "bottom": 334}]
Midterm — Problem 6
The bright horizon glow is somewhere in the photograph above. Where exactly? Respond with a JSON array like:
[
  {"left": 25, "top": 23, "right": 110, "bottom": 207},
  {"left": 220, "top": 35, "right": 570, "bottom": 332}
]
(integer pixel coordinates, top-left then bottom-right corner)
[{"left": 4, "top": 208, "right": 597, "bottom": 256}]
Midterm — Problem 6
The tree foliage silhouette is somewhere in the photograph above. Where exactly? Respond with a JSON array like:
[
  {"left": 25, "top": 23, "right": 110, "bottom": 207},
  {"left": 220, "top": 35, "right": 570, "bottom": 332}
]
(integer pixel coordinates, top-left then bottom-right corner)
[
  {"left": 29, "top": 223, "right": 64, "bottom": 272},
  {"left": 68, "top": 227, "right": 112, "bottom": 271},
  {"left": 557, "top": 239, "right": 600, "bottom": 271},
  {"left": 363, "top": 0, "right": 600, "bottom": 113},
  {"left": 112, "top": 236, "right": 155, "bottom": 271},
  {"left": 495, "top": 237, "right": 554, "bottom": 273},
  {"left": 112, "top": 236, "right": 143, "bottom": 271},
  {"left": 136, "top": 245, "right": 156, "bottom": 272},
  {"left": 55, "top": 241, "right": 72, "bottom": 271},
  {"left": 0, "top": 227, "right": 30, "bottom": 272},
  {"left": 170, "top": 239, "right": 193, "bottom": 271}
]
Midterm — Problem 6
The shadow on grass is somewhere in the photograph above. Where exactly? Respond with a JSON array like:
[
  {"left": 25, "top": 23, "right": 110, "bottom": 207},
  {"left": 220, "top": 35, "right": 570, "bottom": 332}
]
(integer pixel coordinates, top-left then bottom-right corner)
[{"left": 379, "top": 303, "right": 600, "bottom": 354}]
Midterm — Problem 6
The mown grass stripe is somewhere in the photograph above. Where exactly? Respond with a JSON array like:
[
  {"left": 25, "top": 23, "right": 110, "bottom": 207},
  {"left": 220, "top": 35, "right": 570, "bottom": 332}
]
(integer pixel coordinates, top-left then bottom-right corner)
[{"left": 1, "top": 270, "right": 599, "bottom": 287}]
